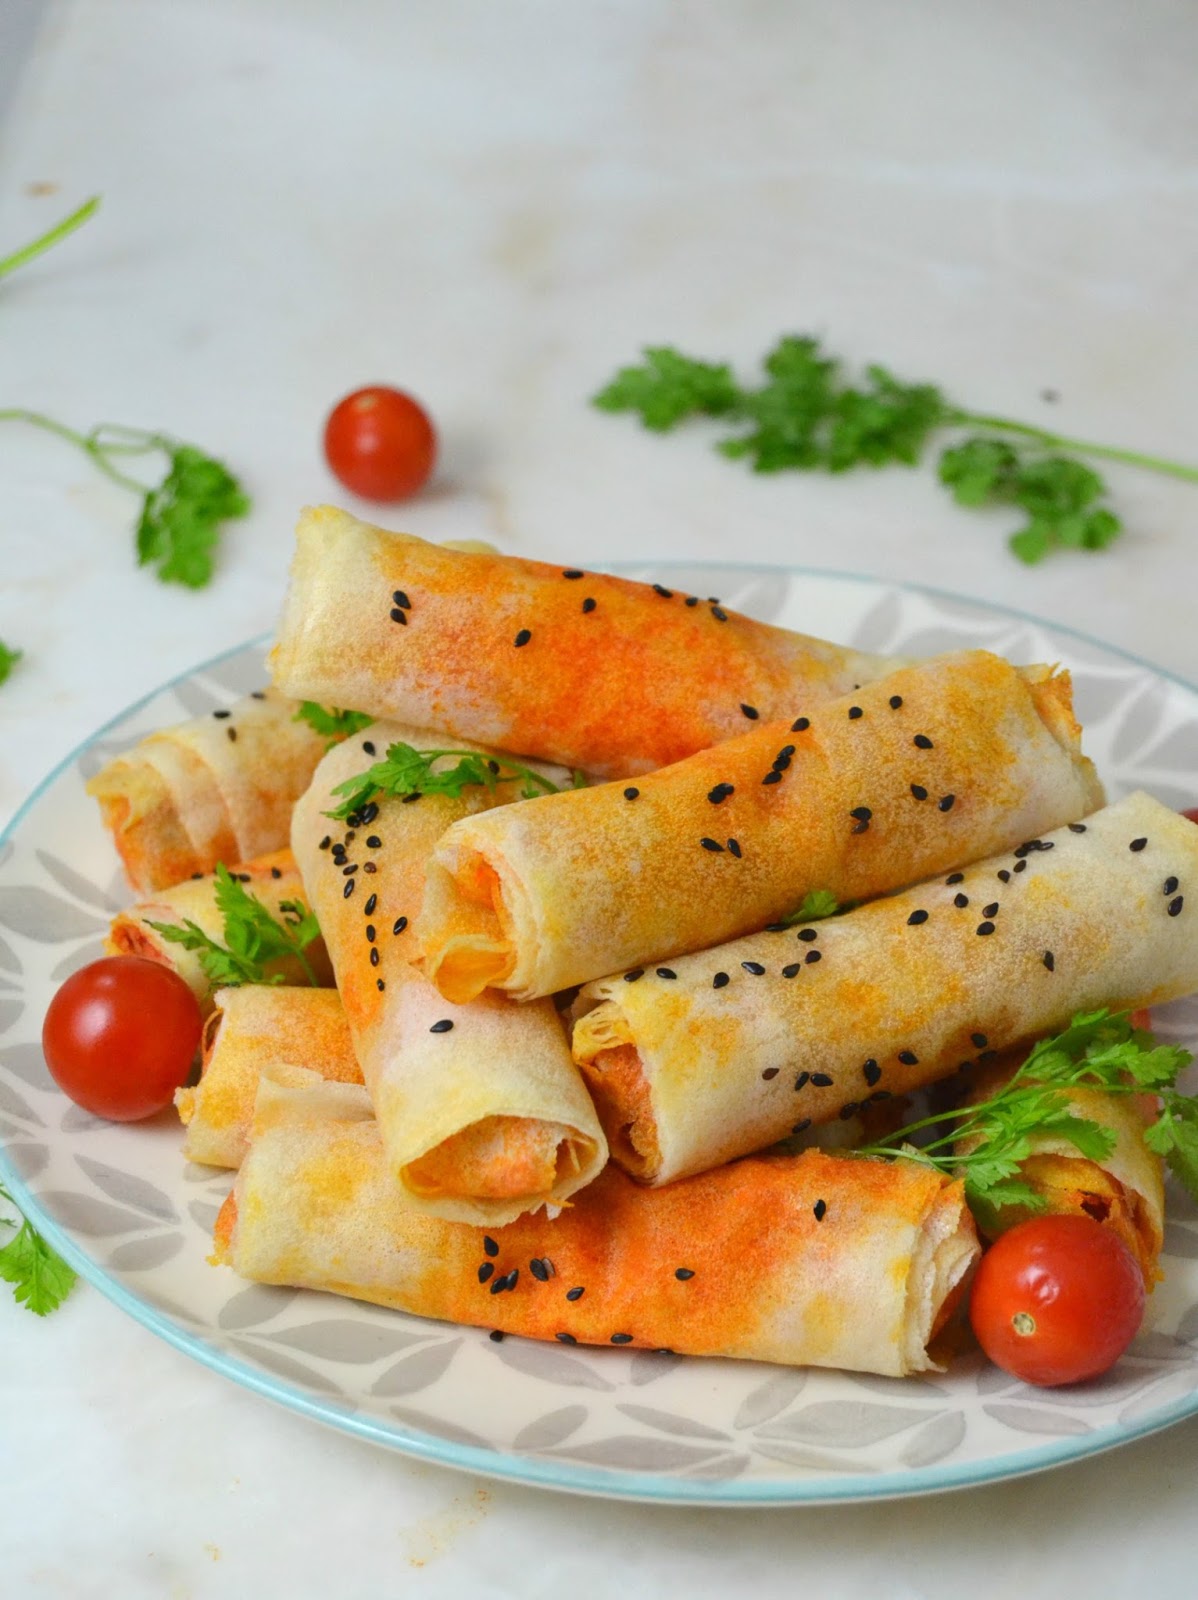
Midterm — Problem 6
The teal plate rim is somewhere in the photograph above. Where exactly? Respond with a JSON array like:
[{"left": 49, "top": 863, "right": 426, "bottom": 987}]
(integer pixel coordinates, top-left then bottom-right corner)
[{"left": 2, "top": 561, "right": 1198, "bottom": 1507}]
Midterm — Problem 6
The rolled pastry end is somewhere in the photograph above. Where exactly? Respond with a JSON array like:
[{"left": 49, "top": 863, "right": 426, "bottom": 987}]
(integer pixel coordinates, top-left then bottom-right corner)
[
  {"left": 901, "top": 1174, "right": 980, "bottom": 1372},
  {"left": 572, "top": 1001, "right": 662, "bottom": 1183},
  {"left": 402, "top": 1116, "right": 590, "bottom": 1205},
  {"left": 416, "top": 854, "right": 517, "bottom": 1004},
  {"left": 87, "top": 762, "right": 201, "bottom": 896}
]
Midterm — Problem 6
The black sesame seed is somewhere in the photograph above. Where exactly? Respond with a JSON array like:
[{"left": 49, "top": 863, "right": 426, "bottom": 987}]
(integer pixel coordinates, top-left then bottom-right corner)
[
  {"left": 741, "top": 960, "right": 766, "bottom": 975},
  {"left": 377, "top": 979, "right": 385, "bottom": 991},
  {"left": 190, "top": 873, "right": 203, "bottom": 880},
  {"left": 983, "top": 902, "right": 999, "bottom": 918},
  {"left": 711, "top": 606, "right": 728, "bottom": 622},
  {"left": 392, "top": 590, "right": 411, "bottom": 610},
  {"left": 781, "top": 963, "right": 801, "bottom": 978},
  {"left": 319, "top": 836, "right": 331, "bottom": 850},
  {"left": 954, "top": 893, "right": 969, "bottom": 909},
  {"left": 487, "top": 760, "right": 500, "bottom": 774},
  {"left": 997, "top": 870, "right": 1011, "bottom": 883},
  {"left": 977, "top": 921, "right": 996, "bottom": 936},
  {"left": 792, "top": 717, "right": 810, "bottom": 732},
  {"left": 363, "top": 863, "right": 377, "bottom": 877},
  {"left": 390, "top": 608, "right": 408, "bottom": 625},
  {"left": 213, "top": 709, "right": 231, "bottom": 719},
  {"left": 342, "top": 864, "right": 358, "bottom": 876},
  {"left": 366, "top": 925, "right": 376, "bottom": 942},
  {"left": 794, "top": 1072, "right": 810, "bottom": 1090},
  {"left": 1130, "top": 837, "right": 1148, "bottom": 852},
  {"left": 514, "top": 628, "right": 532, "bottom": 648},
  {"left": 805, "top": 950, "right": 822, "bottom": 965},
  {"left": 251, "top": 690, "right": 266, "bottom": 700},
  {"left": 562, "top": 569, "right": 584, "bottom": 579},
  {"left": 624, "top": 787, "right": 640, "bottom": 801},
  {"left": 910, "top": 784, "right": 928, "bottom": 801},
  {"left": 907, "top": 910, "right": 929, "bottom": 926},
  {"left": 897, "top": 1050, "right": 918, "bottom": 1066},
  {"left": 656, "top": 967, "right": 677, "bottom": 980},
  {"left": 366, "top": 835, "right": 382, "bottom": 849},
  {"left": 360, "top": 803, "right": 379, "bottom": 825},
  {"left": 811, "top": 1072, "right": 833, "bottom": 1088},
  {"left": 566, "top": 1287, "right": 585, "bottom": 1302},
  {"left": 700, "top": 837, "right": 725, "bottom": 853},
  {"left": 971, "top": 1033, "right": 989, "bottom": 1049},
  {"left": 762, "top": 771, "right": 783, "bottom": 786},
  {"left": 796, "top": 928, "right": 819, "bottom": 943},
  {"left": 370, "top": 948, "right": 379, "bottom": 967},
  {"left": 489, "top": 1330, "right": 505, "bottom": 1342},
  {"left": 848, "top": 706, "right": 863, "bottom": 720},
  {"left": 402, "top": 792, "right": 422, "bottom": 804},
  {"left": 582, "top": 597, "right": 597, "bottom": 614},
  {"left": 889, "top": 695, "right": 903, "bottom": 710},
  {"left": 850, "top": 806, "right": 872, "bottom": 822},
  {"left": 727, "top": 839, "right": 742, "bottom": 858},
  {"left": 675, "top": 1268, "right": 695, "bottom": 1281},
  {"left": 362, "top": 742, "right": 376, "bottom": 757},
  {"left": 227, "top": 727, "right": 237, "bottom": 742},
  {"left": 712, "top": 971, "right": 730, "bottom": 989},
  {"left": 623, "top": 969, "right": 644, "bottom": 983},
  {"left": 765, "top": 923, "right": 789, "bottom": 933},
  {"left": 270, "top": 866, "right": 282, "bottom": 880},
  {"left": 530, "top": 1258, "right": 550, "bottom": 1282},
  {"left": 364, "top": 893, "right": 377, "bottom": 915},
  {"left": 978, "top": 1049, "right": 999, "bottom": 1065},
  {"left": 343, "top": 879, "right": 355, "bottom": 899},
  {"left": 863, "top": 1060, "right": 882, "bottom": 1086},
  {"left": 775, "top": 745, "right": 796, "bottom": 764},
  {"left": 839, "top": 1102, "right": 860, "bottom": 1120},
  {"left": 708, "top": 597, "right": 720, "bottom": 604},
  {"left": 740, "top": 703, "right": 759, "bottom": 720},
  {"left": 1165, "top": 876, "right": 1180, "bottom": 895},
  {"left": 762, "top": 1066, "right": 780, "bottom": 1080},
  {"left": 478, "top": 1262, "right": 494, "bottom": 1284},
  {"left": 393, "top": 917, "right": 408, "bottom": 935},
  {"left": 1069, "top": 822, "right": 1087, "bottom": 833},
  {"left": 707, "top": 783, "right": 734, "bottom": 804},
  {"left": 430, "top": 1019, "right": 455, "bottom": 1033},
  {"left": 610, "top": 1333, "right": 634, "bottom": 1345},
  {"left": 685, "top": 595, "right": 699, "bottom": 607},
  {"left": 813, "top": 1199, "right": 827, "bottom": 1221},
  {"left": 484, "top": 1236, "right": 499, "bottom": 1257},
  {"left": 556, "top": 1332, "right": 577, "bottom": 1345},
  {"left": 914, "top": 734, "right": 933, "bottom": 749},
  {"left": 653, "top": 584, "right": 674, "bottom": 598},
  {"left": 869, "top": 1089, "right": 892, "bottom": 1103},
  {"left": 792, "top": 1119, "right": 812, "bottom": 1135},
  {"left": 1043, "top": 951, "right": 1056, "bottom": 971},
  {"left": 1169, "top": 896, "right": 1185, "bottom": 917},
  {"left": 938, "top": 794, "right": 955, "bottom": 812},
  {"left": 1014, "top": 859, "right": 1028, "bottom": 874},
  {"left": 946, "top": 873, "right": 964, "bottom": 885}
]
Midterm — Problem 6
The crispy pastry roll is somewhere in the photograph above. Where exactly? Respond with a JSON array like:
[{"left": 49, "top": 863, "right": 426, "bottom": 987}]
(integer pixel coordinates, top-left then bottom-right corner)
[
  {"left": 416, "top": 651, "right": 1102, "bottom": 1002},
  {"left": 87, "top": 689, "right": 328, "bottom": 893},
  {"left": 268, "top": 505, "right": 903, "bottom": 779},
  {"left": 176, "top": 987, "right": 360, "bottom": 1169},
  {"left": 105, "top": 849, "right": 333, "bottom": 1011},
  {"left": 290, "top": 727, "right": 606, "bottom": 1224},
  {"left": 214, "top": 1068, "right": 979, "bottom": 1378},
  {"left": 571, "top": 792, "right": 1198, "bottom": 1185}
]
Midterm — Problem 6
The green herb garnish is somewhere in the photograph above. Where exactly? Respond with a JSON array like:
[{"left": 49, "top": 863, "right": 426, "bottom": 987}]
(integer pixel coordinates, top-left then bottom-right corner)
[
  {"left": 0, "top": 195, "right": 99, "bottom": 284},
  {"left": 858, "top": 1009, "right": 1197, "bottom": 1231},
  {"left": 594, "top": 337, "right": 1198, "bottom": 564},
  {"left": 147, "top": 864, "right": 322, "bottom": 989},
  {"left": 0, "top": 1181, "right": 76, "bottom": 1316},
  {"left": 294, "top": 701, "right": 375, "bottom": 749},
  {"left": 777, "top": 889, "right": 845, "bottom": 926},
  {"left": 0, "top": 641, "right": 21, "bottom": 688},
  {"left": 325, "top": 742, "right": 562, "bottom": 821}
]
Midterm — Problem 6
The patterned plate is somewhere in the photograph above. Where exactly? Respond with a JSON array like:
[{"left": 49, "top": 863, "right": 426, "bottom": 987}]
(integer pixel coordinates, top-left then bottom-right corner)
[{"left": 4, "top": 566, "right": 1198, "bottom": 1507}]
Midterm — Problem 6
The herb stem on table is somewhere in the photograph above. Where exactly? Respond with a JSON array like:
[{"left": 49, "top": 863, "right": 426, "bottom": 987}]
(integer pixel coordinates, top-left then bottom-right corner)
[{"left": 0, "top": 195, "right": 100, "bottom": 284}]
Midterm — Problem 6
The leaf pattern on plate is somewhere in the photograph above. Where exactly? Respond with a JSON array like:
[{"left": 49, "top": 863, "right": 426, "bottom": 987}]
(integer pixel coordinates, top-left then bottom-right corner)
[
  {"left": 35, "top": 1190, "right": 153, "bottom": 1237},
  {"left": 216, "top": 1284, "right": 301, "bottom": 1331},
  {"left": 107, "top": 1233, "right": 185, "bottom": 1271},
  {"left": 982, "top": 1404, "right": 1092, "bottom": 1437},
  {"left": 492, "top": 1338, "right": 616, "bottom": 1392},
  {"left": 388, "top": 1408, "right": 491, "bottom": 1451},
  {"left": 898, "top": 1411, "right": 966, "bottom": 1469},
  {"left": 227, "top": 1336, "right": 346, "bottom": 1397},
  {"left": 548, "top": 1435, "right": 725, "bottom": 1473},
  {"left": 0, "top": 887, "right": 107, "bottom": 943},
  {"left": 733, "top": 1369, "right": 808, "bottom": 1429},
  {"left": 0, "top": 933, "right": 21, "bottom": 976},
  {"left": 0, "top": 1079, "right": 44, "bottom": 1128},
  {"left": 0, "top": 1043, "right": 53, "bottom": 1089},
  {"left": 616, "top": 1404, "right": 731, "bottom": 1442},
  {"left": 0, "top": 999, "right": 23, "bottom": 1037},
  {"left": 755, "top": 1401, "right": 941, "bottom": 1448},
  {"left": 76, "top": 1156, "right": 179, "bottom": 1223},
  {"left": 35, "top": 851, "right": 125, "bottom": 914},
  {"left": 50, "top": 941, "right": 109, "bottom": 984},
  {"left": 628, "top": 1348, "right": 683, "bottom": 1386},
  {"left": 367, "top": 1339, "right": 462, "bottom": 1397},
  {"left": 273, "top": 1319, "right": 434, "bottom": 1364},
  {"left": 513, "top": 1405, "right": 589, "bottom": 1452},
  {"left": 4, "top": 1142, "right": 48, "bottom": 1180}
]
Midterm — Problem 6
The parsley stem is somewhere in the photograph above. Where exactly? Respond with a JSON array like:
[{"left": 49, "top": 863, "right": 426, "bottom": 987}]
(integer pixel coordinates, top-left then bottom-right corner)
[
  {"left": 293, "top": 945, "right": 320, "bottom": 989},
  {"left": 944, "top": 408, "right": 1198, "bottom": 484},
  {"left": 0, "top": 195, "right": 100, "bottom": 283},
  {"left": 0, "top": 408, "right": 149, "bottom": 494}
]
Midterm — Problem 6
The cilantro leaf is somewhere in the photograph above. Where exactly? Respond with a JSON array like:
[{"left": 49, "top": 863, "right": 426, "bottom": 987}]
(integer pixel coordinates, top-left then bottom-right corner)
[
  {"left": 0, "top": 1182, "right": 76, "bottom": 1316},
  {"left": 592, "top": 347, "right": 743, "bottom": 431},
  {"left": 294, "top": 701, "right": 375, "bottom": 748},
  {"left": 777, "top": 889, "right": 844, "bottom": 926},
  {"left": 147, "top": 864, "right": 322, "bottom": 989},
  {"left": 0, "top": 640, "right": 21, "bottom": 687},
  {"left": 326, "top": 742, "right": 562, "bottom": 822}
]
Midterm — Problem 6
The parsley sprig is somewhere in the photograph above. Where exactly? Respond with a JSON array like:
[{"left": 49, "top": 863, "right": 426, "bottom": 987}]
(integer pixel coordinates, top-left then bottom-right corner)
[
  {"left": 294, "top": 701, "right": 375, "bottom": 749},
  {"left": 325, "top": 742, "right": 564, "bottom": 822},
  {"left": 0, "top": 641, "right": 21, "bottom": 688},
  {"left": 147, "top": 864, "right": 322, "bottom": 988},
  {"left": 594, "top": 337, "right": 1198, "bottom": 564},
  {"left": 0, "top": 195, "right": 100, "bottom": 284},
  {"left": 776, "top": 890, "right": 844, "bottom": 926},
  {"left": 0, "top": 1180, "right": 76, "bottom": 1316},
  {"left": 858, "top": 1010, "right": 1198, "bottom": 1231}
]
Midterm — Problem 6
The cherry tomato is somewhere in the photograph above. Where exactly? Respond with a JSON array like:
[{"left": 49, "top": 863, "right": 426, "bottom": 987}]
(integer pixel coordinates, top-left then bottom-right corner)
[
  {"left": 1182, "top": 808, "right": 1198, "bottom": 825},
  {"left": 1129, "top": 1007, "right": 1152, "bottom": 1032},
  {"left": 42, "top": 956, "right": 202, "bottom": 1122},
  {"left": 969, "top": 1214, "right": 1145, "bottom": 1386},
  {"left": 323, "top": 386, "right": 436, "bottom": 501}
]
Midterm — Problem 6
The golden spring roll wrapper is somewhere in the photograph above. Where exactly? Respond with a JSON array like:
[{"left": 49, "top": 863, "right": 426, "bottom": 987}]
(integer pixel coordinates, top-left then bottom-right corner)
[
  {"left": 87, "top": 689, "right": 329, "bottom": 893},
  {"left": 417, "top": 651, "right": 1103, "bottom": 1002},
  {"left": 267, "top": 506, "right": 905, "bottom": 779},
  {"left": 105, "top": 849, "right": 334, "bottom": 1012},
  {"left": 572, "top": 792, "right": 1198, "bottom": 1185},
  {"left": 215, "top": 1068, "right": 979, "bottom": 1378},
  {"left": 290, "top": 727, "right": 607, "bottom": 1224},
  {"left": 176, "top": 986, "right": 360, "bottom": 1169}
]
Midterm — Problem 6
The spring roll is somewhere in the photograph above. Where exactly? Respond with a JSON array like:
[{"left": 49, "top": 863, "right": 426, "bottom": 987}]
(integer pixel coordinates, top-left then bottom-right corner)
[
  {"left": 268, "top": 505, "right": 903, "bottom": 779},
  {"left": 214, "top": 1067, "right": 979, "bottom": 1378},
  {"left": 105, "top": 849, "right": 333, "bottom": 1011},
  {"left": 417, "top": 652, "right": 1102, "bottom": 1002},
  {"left": 291, "top": 727, "right": 606, "bottom": 1224},
  {"left": 176, "top": 987, "right": 360, "bottom": 1168},
  {"left": 87, "top": 689, "right": 329, "bottom": 893},
  {"left": 572, "top": 792, "right": 1198, "bottom": 1185}
]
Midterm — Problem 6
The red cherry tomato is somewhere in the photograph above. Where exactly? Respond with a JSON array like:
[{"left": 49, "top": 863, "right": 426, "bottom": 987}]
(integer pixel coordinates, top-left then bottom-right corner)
[
  {"left": 1182, "top": 808, "right": 1198, "bottom": 825},
  {"left": 42, "top": 956, "right": 202, "bottom": 1122},
  {"left": 969, "top": 1214, "right": 1145, "bottom": 1386},
  {"left": 323, "top": 386, "right": 436, "bottom": 501}
]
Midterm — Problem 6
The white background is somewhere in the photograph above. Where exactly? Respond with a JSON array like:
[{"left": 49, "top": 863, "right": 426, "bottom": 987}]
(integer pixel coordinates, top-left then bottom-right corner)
[{"left": 2, "top": 2, "right": 1197, "bottom": 1594}]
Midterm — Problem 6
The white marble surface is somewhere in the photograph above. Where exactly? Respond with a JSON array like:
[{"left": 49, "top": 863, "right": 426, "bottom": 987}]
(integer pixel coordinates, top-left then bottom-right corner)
[{"left": 2, "top": 1, "right": 1198, "bottom": 1593}]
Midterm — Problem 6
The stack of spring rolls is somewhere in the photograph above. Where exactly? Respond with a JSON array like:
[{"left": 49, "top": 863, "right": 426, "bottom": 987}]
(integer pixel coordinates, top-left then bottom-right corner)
[{"left": 90, "top": 508, "right": 1198, "bottom": 1379}]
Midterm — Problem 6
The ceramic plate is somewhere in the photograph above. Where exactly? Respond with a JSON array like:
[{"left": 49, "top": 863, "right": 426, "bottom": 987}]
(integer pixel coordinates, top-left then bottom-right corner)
[{"left": 3, "top": 565, "right": 1198, "bottom": 1507}]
